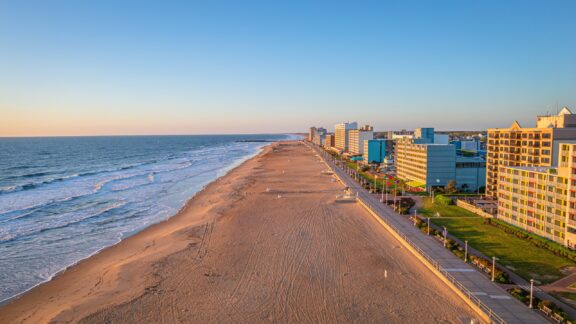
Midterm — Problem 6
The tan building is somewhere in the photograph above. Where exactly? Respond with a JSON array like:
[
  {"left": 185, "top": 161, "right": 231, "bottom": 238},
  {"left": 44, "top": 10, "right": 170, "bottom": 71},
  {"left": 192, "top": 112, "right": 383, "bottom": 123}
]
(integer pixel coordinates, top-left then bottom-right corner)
[
  {"left": 348, "top": 125, "right": 373, "bottom": 156},
  {"left": 486, "top": 108, "right": 576, "bottom": 198},
  {"left": 308, "top": 127, "right": 316, "bottom": 142},
  {"left": 324, "top": 134, "right": 335, "bottom": 149},
  {"left": 497, "top": 143, "right": 576, "bottom": 247},
  {"left": 334, "top": 122, "right": 358, "bottom": 151}
]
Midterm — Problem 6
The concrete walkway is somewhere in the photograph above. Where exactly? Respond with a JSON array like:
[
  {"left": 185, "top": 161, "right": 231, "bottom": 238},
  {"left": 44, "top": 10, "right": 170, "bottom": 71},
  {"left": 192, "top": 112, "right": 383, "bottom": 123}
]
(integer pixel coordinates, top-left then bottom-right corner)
[
  {"left": 310, "top": 144, "right": 547, "bottom": 324},
  {"left": 542, "top": 270, "right": 576, "bottom": 292}
]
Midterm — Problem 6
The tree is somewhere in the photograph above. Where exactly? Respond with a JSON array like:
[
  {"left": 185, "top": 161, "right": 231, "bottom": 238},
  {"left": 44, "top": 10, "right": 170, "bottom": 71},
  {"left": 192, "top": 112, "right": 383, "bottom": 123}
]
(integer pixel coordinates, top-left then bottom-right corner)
[{"left": 445, "top": 180, "right": 458, "bottom": 194}]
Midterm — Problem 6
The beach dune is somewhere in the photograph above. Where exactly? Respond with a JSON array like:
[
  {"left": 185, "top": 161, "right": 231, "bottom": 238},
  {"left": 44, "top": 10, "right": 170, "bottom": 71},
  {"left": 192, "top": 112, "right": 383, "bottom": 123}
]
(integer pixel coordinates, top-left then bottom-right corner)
[{"left": 0, "top": 141, "right": 476, "bottom": 323}]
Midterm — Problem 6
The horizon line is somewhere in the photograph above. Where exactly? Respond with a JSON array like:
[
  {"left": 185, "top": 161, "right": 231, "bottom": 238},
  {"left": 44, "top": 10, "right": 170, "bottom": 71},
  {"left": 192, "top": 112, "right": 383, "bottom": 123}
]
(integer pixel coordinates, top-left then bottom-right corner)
[
  {"left": 0, "top": 129, "right": 488, "bottom": 138},
  {"left": 0, "top": 132, "right": 304, "bottom": 139}
]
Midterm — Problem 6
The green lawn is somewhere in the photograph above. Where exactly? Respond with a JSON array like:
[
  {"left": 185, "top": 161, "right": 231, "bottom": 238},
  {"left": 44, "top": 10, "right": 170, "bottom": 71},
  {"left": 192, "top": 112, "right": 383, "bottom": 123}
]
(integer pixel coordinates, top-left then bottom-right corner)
[
  {"left": 418, "top": 198, "right": 575, "bottom": 284},
  {"left": 345, "top": 161, "right": 358, "bottom": 170}
]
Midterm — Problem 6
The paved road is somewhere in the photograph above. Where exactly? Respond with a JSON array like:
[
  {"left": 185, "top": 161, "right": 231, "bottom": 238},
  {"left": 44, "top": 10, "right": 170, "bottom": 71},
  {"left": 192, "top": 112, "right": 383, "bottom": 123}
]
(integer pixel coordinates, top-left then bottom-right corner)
[{"left": 308, "top": 143, "right": 547, "bottom": 324}]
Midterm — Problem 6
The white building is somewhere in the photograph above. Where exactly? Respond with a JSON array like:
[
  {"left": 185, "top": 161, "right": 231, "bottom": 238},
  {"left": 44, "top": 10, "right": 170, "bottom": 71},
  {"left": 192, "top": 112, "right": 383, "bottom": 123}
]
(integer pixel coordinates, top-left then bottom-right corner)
[
  {"left": 434, "top": 134, "right": 449, "bottom": 144},
  {"left": 335, "top": 122, "right": 358, "bottom": 151},
  {"left": 461, "top": 140, "right": 480, "bottom": 151},
  {"left": 348, "top": 125, "right": 373, "bottom": 155}
]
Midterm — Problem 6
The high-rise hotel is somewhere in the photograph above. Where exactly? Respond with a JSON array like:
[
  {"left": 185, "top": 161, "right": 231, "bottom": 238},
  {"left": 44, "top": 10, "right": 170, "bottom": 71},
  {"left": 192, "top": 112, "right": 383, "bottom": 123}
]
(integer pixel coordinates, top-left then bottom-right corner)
[
  {"left": 395, "top": 128, "right": 485, "bottom": 191},
  {"left": 497, "top": 143, "right": 576, "bottom": 247},
  {"left": 348, "top": 125, "right": 373, "bottom": 155},
  {"left": 486, "top": 108, "right": 576, "bottom": 198},
  {"left": 334, "top": 122, "right": 358, "bottom": 152},
  {"left": 490, "top": 108, "right": 576, "bottom": 247}
]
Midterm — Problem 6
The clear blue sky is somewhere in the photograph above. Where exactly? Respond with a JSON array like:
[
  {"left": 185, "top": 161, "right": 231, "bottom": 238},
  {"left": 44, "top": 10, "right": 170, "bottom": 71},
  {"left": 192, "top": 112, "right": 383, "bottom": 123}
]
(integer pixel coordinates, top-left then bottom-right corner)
[{"left": 1, "top": 0, "right": 575, "bottom": 135}]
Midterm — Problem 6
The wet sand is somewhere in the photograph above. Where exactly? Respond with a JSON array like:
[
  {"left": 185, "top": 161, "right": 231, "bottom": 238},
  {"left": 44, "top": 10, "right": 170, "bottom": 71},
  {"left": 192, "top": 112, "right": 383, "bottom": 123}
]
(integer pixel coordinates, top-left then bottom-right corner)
[{"left": 0, "top": 141, "right": 477, "bottom": 323}]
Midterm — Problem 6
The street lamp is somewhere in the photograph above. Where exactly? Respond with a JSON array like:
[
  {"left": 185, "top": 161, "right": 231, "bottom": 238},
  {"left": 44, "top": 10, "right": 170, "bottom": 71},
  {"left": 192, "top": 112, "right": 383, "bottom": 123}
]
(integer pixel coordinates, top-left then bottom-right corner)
[
  {"left": 464, "top": 240, "right": 468, "bottom": 262},
  {"left": 443, "top": 226, "right": 448, "bottom": 247},
  {"left": 385, "top": 178, "right": 389, "bottom": 203},
  {"left": 529, "top": 278, "right": 534, "bottom": 308},
  {"left": 427, "top": 217, "right": 430, "bottom": 235},
  {"left": 381, "top": 177, "right": 385, "bottom": 202},
  {"left": 491, "top": 256, "right": 497, "bottom": 282}
]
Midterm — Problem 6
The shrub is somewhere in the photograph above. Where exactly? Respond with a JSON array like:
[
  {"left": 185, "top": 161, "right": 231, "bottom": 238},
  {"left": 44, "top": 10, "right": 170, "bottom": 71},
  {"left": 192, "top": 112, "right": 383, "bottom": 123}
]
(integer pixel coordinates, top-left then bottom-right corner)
[
  {"left": 540, "top": 299, "right": 555, "bottom": 309},
  {"left": 452, "top": 249, "right": 464, "bottom": 259},
  {"left": 507, "top": 288, "right": 533, "bottom": 304},
  {"left": 411, "top": 217, "right": 423, "bottom": 227},
  {"left": 469, "top": 255, "right": 510, "bottom": 283},
  {"left": 397, "top": 206, "right": 410, "bottom": 214},
  {"left": 434, "top": 195, "right": 453, "bottom": 206}
]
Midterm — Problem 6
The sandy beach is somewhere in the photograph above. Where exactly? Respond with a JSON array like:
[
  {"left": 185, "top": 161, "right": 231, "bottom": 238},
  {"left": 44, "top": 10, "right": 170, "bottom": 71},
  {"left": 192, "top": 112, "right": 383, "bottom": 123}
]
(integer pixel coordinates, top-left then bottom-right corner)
[{"left": 0, "top": 141, "right": 477, "bottom": 323}]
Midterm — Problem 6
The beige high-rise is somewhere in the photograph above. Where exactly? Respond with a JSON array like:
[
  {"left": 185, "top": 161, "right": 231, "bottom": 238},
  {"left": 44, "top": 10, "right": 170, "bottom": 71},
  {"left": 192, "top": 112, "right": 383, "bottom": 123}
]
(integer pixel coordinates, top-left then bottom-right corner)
[
  {"left": 497, "top": 143, "right": 576, "bottom": 247},
  {"left": 348, "top": 125, "right": 373, "bottom": 155},
  {"left": 486, "top": 108, "right": 576, "bottom": 198},
  {"left": 334, "top": 122, "right": 358, "bottom": 151}
]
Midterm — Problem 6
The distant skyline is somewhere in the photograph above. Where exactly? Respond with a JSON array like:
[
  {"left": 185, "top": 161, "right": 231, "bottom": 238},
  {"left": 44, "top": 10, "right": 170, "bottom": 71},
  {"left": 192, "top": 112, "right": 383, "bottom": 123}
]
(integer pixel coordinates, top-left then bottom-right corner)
[{"left": 1, "top": 0, "right": 576, "bottom": 136}]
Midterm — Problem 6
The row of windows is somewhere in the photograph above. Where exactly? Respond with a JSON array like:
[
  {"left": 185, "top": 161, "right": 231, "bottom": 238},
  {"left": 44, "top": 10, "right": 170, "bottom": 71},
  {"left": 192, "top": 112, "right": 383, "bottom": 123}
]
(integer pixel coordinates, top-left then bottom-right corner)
[
  {"left": 498, "top": 180, "right": 568, "bottom": 192},
  {"left": 501, "top": 168, "right": 565, "bottom": 181},
  {"left": 488, "top": 131, "right": 552, "bottom": 139},
  {"left": 500, "top": 199, "right": 567, "bottom": 215},
  {"left": 498, "top": 213, "right": 565, "bottom": 240}
]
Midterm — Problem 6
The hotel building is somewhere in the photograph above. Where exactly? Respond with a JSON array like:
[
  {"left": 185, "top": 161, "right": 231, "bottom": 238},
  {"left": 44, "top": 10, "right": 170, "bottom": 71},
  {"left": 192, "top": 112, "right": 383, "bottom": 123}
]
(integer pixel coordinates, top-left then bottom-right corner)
[
  {"left": 324, "top": 134, "right": 335, "bottom": 149},
  {"left": 308, "top": 127, "right": 317, "bottom": 142},
  {"left": 486, "top": 108, "right": 576, "bottom": 199},
  {"left": 312, "top": 127, "right": 327, "bottom": 146},
  {"left": 414, "top": 127, "right": 435, "bottom": 143},
  {"left": 497, "top": 143, "right": 576, "bottom": 247},
  {"left": 363, "top": 139, "right": 393, "bottom": 164},
  {"left": 395, "top": 128, "right": 486, "bottom": 191},
  {"left": 334, "top": 122, "right": 358, "bottom": 151},
  {"left": 348, "top": 125, "right": 373, "bottom": 156},
  {"left": 396, "top": 138, "right": 457, "bottom": 189}
]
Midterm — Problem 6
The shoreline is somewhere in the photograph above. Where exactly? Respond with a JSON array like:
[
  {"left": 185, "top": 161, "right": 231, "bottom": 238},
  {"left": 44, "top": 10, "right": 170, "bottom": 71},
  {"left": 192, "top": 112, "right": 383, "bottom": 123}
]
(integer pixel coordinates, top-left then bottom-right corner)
[{"left": 0, "top": 141, "right": 274, "bottom": 309}]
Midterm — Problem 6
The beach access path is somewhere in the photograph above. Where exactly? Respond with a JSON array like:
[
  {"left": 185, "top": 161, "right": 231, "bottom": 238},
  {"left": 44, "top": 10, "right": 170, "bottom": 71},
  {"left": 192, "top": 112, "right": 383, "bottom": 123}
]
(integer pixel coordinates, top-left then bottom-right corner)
[{"left": 1, "top": 141, "right": 476, "bottom": 323}]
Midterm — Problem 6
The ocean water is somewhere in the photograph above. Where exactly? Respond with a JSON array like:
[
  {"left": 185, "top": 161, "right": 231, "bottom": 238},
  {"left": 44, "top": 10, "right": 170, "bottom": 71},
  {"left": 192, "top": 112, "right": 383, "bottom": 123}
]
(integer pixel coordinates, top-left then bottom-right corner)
[{"left": 0, "top": 134, "right": 292, "bottom": 303}]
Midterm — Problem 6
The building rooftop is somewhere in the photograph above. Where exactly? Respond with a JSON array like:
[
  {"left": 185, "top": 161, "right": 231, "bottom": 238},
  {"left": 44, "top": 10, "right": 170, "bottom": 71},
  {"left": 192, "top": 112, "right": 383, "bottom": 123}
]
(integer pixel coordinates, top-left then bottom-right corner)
[
  {"left": 537, "top": 106, "right": 573, "bottom": 117},
  {"left": 489, "top": 107, "right": 576, "bottom": 130}
]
